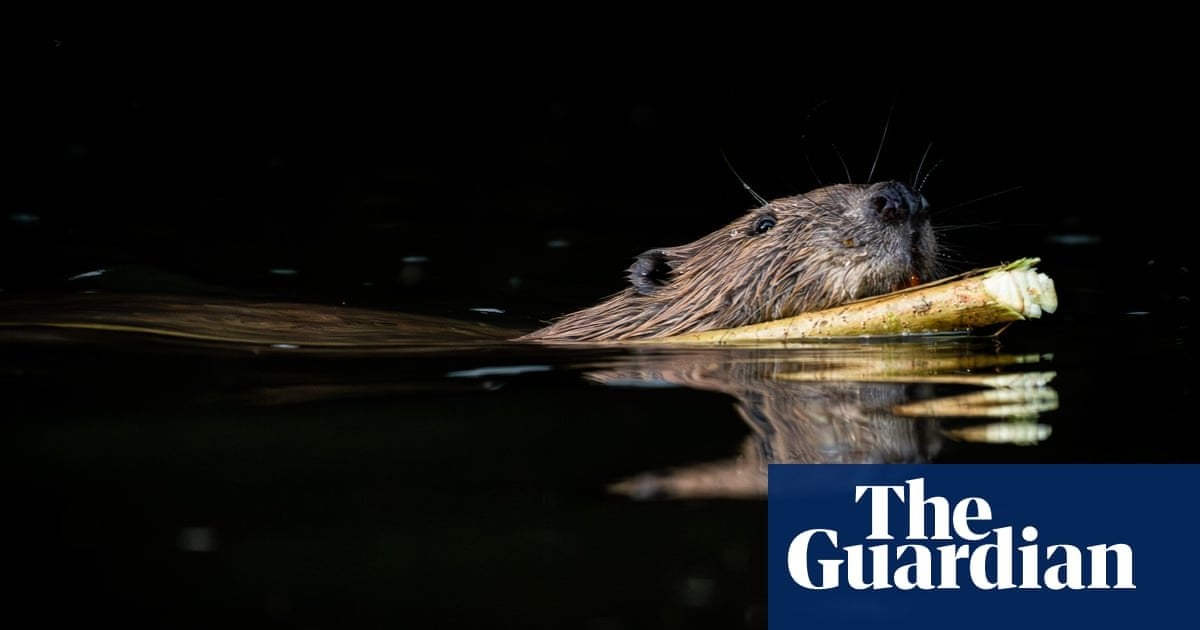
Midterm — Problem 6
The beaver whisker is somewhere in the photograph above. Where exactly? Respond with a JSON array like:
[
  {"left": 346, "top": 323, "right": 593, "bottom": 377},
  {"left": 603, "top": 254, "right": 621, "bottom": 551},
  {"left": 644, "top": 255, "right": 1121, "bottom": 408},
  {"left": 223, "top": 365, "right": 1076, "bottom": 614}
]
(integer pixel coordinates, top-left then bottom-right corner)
[
  {"left": 722, "top": 151, "right": 769, "bottom": 208},
  {"left": 866, "top": 98, "right": 896, "bottom": 184},
  {"left": 934, "top": 186, "right": 1024, "bottom": 215},
  {"left": 831, "top": 144, "right": 853, "bottom": 184},
  {"left": 804, "top": 153, "right": 824, "bottom": 188},
  {"left": 912, "top": 142, "right": 935, "bottom": 192},
  {"left": 932, "top": 222, "right": 1000, "bottom": 232}
]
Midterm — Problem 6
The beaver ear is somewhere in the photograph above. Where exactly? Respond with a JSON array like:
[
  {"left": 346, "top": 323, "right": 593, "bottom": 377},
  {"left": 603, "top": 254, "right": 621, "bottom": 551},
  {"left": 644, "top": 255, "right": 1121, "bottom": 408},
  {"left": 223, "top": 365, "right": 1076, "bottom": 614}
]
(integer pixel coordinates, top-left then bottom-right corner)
[{"left": 628, "top": 248, "right": 687, "bottom": 295}]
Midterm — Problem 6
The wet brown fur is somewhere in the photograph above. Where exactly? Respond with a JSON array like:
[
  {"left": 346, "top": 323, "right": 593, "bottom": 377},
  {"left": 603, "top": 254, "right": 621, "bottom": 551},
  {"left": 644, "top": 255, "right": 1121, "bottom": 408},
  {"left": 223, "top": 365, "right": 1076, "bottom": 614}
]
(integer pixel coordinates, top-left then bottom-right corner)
[{"left": 522, "top": 181, "right": 939, "bottom": 341}]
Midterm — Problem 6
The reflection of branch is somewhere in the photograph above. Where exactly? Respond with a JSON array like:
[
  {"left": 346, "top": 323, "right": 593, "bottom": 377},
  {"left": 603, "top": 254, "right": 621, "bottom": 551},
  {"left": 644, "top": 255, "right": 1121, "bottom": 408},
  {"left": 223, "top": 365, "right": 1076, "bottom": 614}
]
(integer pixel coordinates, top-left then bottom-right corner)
[
  {"left": 942, "top": 422, "right": 1052, "bottom": 446},
  {"left": 603, "top": 343, "right": 1058, "bottom": 500},
  {"left": 793, "top": 372, "right": 1056, "bottom": 388},
  {"left": 775, "top": 349, "right": 1047, "bottom": 377},
  {"left": 895, "top": 388, "right": 1060, "bottom": 418}
]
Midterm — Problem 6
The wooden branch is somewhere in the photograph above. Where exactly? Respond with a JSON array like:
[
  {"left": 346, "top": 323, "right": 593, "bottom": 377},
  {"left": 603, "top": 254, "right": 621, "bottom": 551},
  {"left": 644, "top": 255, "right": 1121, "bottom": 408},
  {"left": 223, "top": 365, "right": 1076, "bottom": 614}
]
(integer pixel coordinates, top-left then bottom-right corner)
[{"left": 649, "top": 258, "right": 1057, "bottom": 344}]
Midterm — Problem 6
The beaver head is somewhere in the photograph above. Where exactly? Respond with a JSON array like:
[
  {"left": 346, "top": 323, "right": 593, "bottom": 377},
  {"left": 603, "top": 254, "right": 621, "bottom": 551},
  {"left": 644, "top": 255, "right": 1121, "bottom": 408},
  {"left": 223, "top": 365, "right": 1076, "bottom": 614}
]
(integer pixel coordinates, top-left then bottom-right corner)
[{"left": 523, "top": 181, "right": 939, "bottom": 341}]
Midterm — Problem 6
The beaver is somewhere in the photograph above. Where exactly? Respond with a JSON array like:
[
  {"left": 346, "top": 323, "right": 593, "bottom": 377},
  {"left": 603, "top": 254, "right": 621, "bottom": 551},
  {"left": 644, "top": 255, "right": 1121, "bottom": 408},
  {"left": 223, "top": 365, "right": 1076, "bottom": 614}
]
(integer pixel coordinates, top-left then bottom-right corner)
[
  {"left": 522, "top": 180, "right": 939, "bottom": 341},
  {"left": 0, "top": 181, "right": 938, "bottom": 348}
]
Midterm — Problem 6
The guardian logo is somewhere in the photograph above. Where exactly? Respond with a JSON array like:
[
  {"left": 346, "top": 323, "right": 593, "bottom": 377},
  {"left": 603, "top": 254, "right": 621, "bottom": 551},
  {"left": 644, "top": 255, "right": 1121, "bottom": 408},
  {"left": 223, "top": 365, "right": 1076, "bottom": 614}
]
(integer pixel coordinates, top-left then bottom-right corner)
[
  {"left": 768, "top": 465, "right": 1199, "bottom": 629},
  {"left": 787, "top": 478, "right": 1134, "bottom": 590}
]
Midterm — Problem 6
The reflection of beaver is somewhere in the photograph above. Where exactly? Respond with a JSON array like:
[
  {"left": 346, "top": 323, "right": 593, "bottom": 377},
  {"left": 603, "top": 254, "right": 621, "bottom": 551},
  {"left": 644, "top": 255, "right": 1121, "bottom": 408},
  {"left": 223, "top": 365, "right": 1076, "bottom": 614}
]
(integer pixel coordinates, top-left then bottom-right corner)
[
  {"left": 610, "top": 378, "right": 943, "bottom": 499},
  {"left": 589, "top": 350, "right": 943, "bottom": 498},
  {"left": 522, "top": 181, "right": 939, "bottom": 341},
  {"left": 596, "top": 347, "right": 1055, "bottom": 500}
]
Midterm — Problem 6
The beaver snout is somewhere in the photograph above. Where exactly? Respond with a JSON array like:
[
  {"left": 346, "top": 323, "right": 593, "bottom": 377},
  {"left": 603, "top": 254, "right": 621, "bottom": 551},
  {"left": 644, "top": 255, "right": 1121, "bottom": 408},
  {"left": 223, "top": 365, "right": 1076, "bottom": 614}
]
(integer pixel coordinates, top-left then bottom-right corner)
[{"left": 867, "top": 182, "right": 928, "bottom": 226}]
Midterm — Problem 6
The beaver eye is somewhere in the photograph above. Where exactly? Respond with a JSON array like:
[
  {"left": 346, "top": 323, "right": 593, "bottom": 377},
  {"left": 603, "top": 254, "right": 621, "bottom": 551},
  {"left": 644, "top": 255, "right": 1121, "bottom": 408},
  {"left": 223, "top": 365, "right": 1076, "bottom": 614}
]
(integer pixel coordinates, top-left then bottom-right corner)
[{"left": 753, "top": 215, "right": 776, "bottom": 235}]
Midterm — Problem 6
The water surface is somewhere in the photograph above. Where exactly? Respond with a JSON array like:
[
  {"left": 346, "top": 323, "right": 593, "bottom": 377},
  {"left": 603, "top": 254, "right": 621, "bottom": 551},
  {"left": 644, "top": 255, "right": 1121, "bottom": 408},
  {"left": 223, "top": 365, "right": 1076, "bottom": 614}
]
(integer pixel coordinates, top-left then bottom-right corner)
[{"left": 4, "top": 271, "right": 1190, "bottom": 627}]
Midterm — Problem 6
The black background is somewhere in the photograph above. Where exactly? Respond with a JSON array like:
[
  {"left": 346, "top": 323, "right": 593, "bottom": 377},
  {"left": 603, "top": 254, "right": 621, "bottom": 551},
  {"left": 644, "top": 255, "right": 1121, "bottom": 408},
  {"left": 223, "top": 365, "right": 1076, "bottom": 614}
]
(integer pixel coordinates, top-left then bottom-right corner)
[{"left": 3, "top": 19, "right": 1192, "bottom": 321}]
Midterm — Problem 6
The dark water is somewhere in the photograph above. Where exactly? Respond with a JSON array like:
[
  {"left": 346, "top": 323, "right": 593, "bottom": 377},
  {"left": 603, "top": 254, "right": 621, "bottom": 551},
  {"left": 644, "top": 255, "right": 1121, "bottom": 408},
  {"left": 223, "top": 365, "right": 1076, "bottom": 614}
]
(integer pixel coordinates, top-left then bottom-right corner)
[
  {"left": 3, "top": 22, "right": 1196, "bottom": 629},
  {"left": 3, "top": 261, "right": 1192, "bottom": 627}
]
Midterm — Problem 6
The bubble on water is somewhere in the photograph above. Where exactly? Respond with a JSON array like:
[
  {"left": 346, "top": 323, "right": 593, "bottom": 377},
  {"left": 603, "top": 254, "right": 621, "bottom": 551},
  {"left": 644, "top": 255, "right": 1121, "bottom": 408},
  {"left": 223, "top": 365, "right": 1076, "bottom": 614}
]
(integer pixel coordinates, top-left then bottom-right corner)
[
  {"left": 1047, "top": 233, "right": 1102, "bottom": 246},
  {"left": 68, "top": 269, "right": 108, "bottom": 280},
  {"left": 399, "top": 262, "right": 425, "bottom": 286},
  {"left": 677, "top": 575, "right": 716, "bottom": 608},
  {"left": 446, "top": 365, "right": 551, "bottom": 378},
  {"left": 178, "top": 527, "right": 217, "bottom": 552}
]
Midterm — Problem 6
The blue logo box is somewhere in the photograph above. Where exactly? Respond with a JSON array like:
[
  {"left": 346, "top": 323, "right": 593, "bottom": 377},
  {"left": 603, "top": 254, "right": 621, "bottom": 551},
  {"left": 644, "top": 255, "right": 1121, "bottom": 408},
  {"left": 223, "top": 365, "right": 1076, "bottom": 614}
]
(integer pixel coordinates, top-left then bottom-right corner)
[{"left": 768, "top": 465, "right": 1200, "bottom": 629}]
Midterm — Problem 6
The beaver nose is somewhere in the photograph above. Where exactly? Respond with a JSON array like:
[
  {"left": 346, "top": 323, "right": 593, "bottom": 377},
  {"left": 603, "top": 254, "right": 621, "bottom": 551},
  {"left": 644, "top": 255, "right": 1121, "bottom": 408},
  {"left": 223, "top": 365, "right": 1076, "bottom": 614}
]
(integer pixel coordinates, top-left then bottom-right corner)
[{"left": 867, "top": 182, "right": 926, "bottom": 225}]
